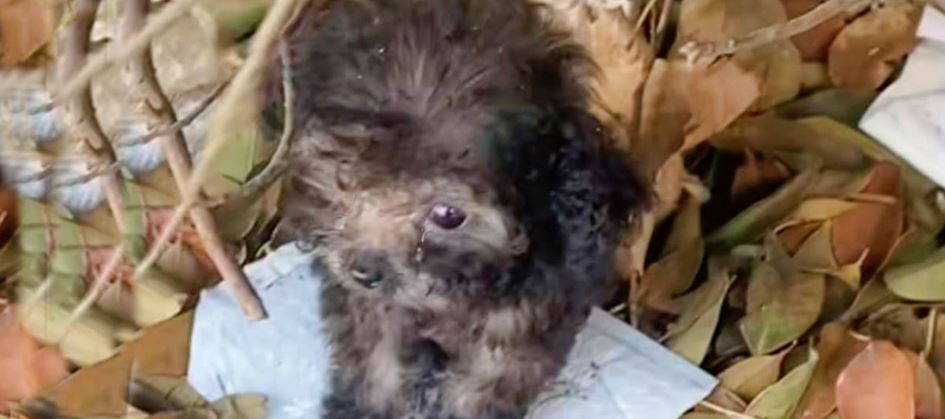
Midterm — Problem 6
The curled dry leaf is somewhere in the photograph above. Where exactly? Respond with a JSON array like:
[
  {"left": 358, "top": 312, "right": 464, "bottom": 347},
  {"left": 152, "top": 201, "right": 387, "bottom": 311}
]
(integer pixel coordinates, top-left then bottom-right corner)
[
  {"left": 675, "top": 0, "right": 802, "bottom": 111},
  {"left": 718, "top": 347, "right": 792, "bottom": 401},
  {"left": 710, "top": 170, "right": 817, "bottom": 249},
  {"left": 538, "top": 2, "right": 653, "bottom": 154},
  {"left": 0, "top": 0, "right": 55, "bottom": 66},
  {"left": 666, "top": 260, "right": 734, "bottom": 364},
  {"left": 835, "top": 340, "right": 915, "bottom": 419},
  {"left": 827, "top": 3, "right": 922, "bottom": 89},
  {"left": 731, "top": 149, "right": 792, "bottom": 203},
  {"left": 773, "top": 88, "right": 878, "bottom": 127},
  {"left": 639, "top": 195, "right": 705, "bottom": 312},
  {"left": 791, "top": 323, "right": 868, "bottom": 419},
  {"left": 781, "top": 0, "right": 846, "bottom": 61},
  {"left": 745, "top": 346, "right": 819, "bottom": 419},
  {"left": 683, "top": 60, "right": 761, "bottom": 149},
  {"left": 831, "top": 161, "right": 903, "bottom": 278},
  {"left": 0, "top": 308, "right": 70, "bottom": 411}
]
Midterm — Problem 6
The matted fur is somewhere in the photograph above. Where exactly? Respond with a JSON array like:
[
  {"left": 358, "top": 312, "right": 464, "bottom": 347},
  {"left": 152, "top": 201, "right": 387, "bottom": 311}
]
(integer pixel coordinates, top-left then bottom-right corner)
[{"left": 275, "top": 0, "right": 645, "bottom": 417}]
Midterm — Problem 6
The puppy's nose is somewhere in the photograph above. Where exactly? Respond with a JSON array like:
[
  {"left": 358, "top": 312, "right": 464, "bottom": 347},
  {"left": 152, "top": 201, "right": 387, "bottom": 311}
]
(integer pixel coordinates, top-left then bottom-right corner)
[{"left": 349, "top": 250, "right": 388, "bottom": 289}]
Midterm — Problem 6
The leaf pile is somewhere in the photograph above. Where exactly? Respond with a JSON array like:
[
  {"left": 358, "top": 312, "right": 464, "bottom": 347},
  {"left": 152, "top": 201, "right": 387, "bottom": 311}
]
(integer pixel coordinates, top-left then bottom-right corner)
[{"left": 1, "top": 0, "right": 944, "bottom": 418}]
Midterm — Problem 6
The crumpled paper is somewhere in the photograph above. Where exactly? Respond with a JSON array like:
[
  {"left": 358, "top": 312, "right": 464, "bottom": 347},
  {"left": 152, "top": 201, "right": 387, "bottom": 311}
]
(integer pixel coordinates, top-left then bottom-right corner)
[
  {"left": 859, "top": 4, "right": 945, "bottom": 190},
  {"left": 187, "top": 243, "right": 717, "bottom": 419}
]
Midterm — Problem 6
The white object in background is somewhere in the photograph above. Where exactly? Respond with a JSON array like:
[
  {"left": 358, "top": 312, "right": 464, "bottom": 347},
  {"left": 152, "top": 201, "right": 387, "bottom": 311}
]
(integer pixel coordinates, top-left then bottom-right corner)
[
  {"left": 187, "top": 243, "right": 717, "bottom": 419},
  {"left": 859, "top": 5, "right": 945, "bottom": 190}
]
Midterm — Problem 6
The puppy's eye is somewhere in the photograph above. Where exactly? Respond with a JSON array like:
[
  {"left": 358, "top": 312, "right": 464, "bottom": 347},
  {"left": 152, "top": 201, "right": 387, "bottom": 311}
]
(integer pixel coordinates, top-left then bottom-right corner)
[{"left": 429, "top": 203, "right": 466, "bottom": 229}]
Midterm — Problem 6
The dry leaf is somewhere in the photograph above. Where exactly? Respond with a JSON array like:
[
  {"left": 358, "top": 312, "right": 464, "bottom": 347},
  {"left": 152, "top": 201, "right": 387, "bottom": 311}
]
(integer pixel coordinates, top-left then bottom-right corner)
[
  {"left": 0, "top": 308, "right": 70, "bottom": 411},
  {"left": 130, "top": 311, "right": 195, "bottom": 377},
  {"left": 914, "top": 354, "right": 943, "bottom": 419},
  {"left": 792, "top": 323, "right": 868, "bottom": 419},
  {"left": 0, "top": 0, "right": 54, "bottom": 66},
  {"left": 44, "top": 346, "right": 134, "bottom": 417},
  {"left": 684, "top": 60, "right": 761, "bottom": 149},
  {"left": 667, "top": 261, "right": 734, "bottom": 364},
  {"left": 831, "top": 161, "right": 903, "bottom": 278},
  {"left": 745, "top": 346, "right": 819, "bottom": 419},
  {"left": 740, "top": 260, "right": 825, "bottom": 355},
  {"left": 835, "top": 340, "right": 915, "bottom": 419},
  {"left": 731, "top": 149, "right": 792, "bottom": 203},
  {"left": 718, "top": 348, "right": 792, "bottom": 401},
  {"left": 709, "top": 170, "right": 817, "bottom": 249},
  {"left": 827, "top": 4, "right": 921, "bottom": 89},
  {"left": 782, "top": 0, "right": 845, "bottom": 61},
  {"left": 639, "top": 196, "right": 705, "bottom": 312},
  {"left": 675, "top": 0, "right": 802, "bottom": 111}
]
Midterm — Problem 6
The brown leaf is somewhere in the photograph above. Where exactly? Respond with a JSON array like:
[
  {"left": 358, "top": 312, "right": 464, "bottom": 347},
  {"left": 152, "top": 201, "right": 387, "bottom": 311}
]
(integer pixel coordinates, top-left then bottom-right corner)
[
  {"left": 683, "top": 60, "right": 761, "bottom": 149},
  {"left": 731, "top": 149, "right": 792, "bottom": 203},
  {"left": 45, "top": 345, "right": 134, "bottom": 417},
  {"left": 782, "top": 0, "right": 846, "bottom": 61},
  {"left": 835, "top": 341, "right": 915, "bottom": 419},
  {"left": 537, "top": 2, "right": 653, "bottom": 155},
  {"left": 130, "top": 311, "right": 195, "bottom": 377},
  {"left": 913, "top": 354, "right": 943, "bottom": 419},
  {"left": 637, "top": 59, "right": 693, "bottom": 181},
  {"left": 831, "top": 161, "right": 903, "bottom": 278},
  {"left": 0, "top": 185, "right": 17, "bottom": 245},
  {"left": 676, "top": 0, "right": 802, "bottom": 111},
  {"left": 0, "top": 0, "right": 54, "bottom": 66},
  {"left": 827, "top": 4, "right": 922, "bottom": 89},
  {"left": 0, "top": 308, "right": 70, "bottom": 411},
  {"left": 792, "top": 323, "right": 868, "bottom": 419}
]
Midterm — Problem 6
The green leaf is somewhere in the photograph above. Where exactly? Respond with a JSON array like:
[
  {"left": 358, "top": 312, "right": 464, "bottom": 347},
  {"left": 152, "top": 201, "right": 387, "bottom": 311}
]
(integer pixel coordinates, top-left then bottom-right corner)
[
  {"left": 709, "top": 170, "right": 817, "bottom": 249},
  {"left": 740, "top": 261, "right": 825, "bottom": 355},
  {"left": 666, "top": 259, "right": 733, "bottom": 364},
  {"left": 884, "top": 246, "right": 945, "bottom": 302},
  {"left": 773, "top": 88, "right": 877, "bottom": 127},
  {"left": 745, "top": 346, "right": 819, "bottom": 419}
]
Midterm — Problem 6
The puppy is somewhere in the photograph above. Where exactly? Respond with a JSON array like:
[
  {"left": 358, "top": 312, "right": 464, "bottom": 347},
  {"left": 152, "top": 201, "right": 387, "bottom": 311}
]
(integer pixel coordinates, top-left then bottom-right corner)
[{"left": 276, "top": 0, "right": 644, "bottom": 417}]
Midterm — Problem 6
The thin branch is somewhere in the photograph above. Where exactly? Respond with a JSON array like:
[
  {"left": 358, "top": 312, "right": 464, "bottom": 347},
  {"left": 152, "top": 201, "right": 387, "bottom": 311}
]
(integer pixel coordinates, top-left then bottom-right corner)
[
  {"left": 60, "top": 245, "right": 125, "bottom": 341},
  {"left": 119, "top": 0, "right": 265, "bottom": 320},
  {"left": 223, "top": 41, "right": 295, "bottom": 204},
  {"left": 678, "top": 0, "right": 873, "bottom": 64},
  {"left": 131, "top": 0, "right": 308, "bottom": 315},
  {"left": 119, "top": 81, "right": 228, "bottom": 147},
  {"left": 53, "top": 0, "right": 128, "bottom": 335},
  {"left": 57, "top": 0, "right": 127, "bottom": 229}
]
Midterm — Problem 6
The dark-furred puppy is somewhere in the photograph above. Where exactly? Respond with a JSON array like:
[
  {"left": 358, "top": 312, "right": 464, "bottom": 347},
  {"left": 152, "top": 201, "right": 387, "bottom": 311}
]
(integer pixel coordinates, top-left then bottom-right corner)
[{"left": 275, "top": 0, "right": 644, "bottom": 417}]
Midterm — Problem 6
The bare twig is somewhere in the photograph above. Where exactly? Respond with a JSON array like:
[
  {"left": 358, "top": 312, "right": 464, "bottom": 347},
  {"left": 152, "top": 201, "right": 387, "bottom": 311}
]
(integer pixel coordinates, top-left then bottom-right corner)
[
  {"left": 119, "top": 81, "right": 228, "bottom": 147},
  {"left": 60, "top": 245, "right": 125, "bottom": 340},
  {"left": 223, "top": 41, "right": 295, "bottom": 204},
  {"left": 54, "top": 0, "right": 203, "bottom": 105},
  {"left": 133, "top": 0, "right": 308, "bottom": 301},
  {"left": 55, "top": 0, "right": 128, "bottom": 332},
  {"left": 119, "top": 0, "right": 266, "bottom": 320},
  {"left": 57, "top": 0, "right": 127, "bottom": 228},
  {"left": 678, "top": 0, "right": 873, "bottom": 64}
]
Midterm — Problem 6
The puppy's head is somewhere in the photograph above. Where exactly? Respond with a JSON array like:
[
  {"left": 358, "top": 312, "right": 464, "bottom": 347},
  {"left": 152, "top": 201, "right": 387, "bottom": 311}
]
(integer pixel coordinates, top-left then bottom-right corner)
[
  {"left": 280, "top": 105, "right": 643, "bottom": 313},
  {"left": 274, "top": 0, "right": 645, "bottom": 313}
]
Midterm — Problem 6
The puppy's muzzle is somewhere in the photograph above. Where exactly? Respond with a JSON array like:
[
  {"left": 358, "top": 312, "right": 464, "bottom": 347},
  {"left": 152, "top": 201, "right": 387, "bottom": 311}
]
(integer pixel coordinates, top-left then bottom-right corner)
[{"left": 349, "top": 249, "right": 390, "bottom": 289}]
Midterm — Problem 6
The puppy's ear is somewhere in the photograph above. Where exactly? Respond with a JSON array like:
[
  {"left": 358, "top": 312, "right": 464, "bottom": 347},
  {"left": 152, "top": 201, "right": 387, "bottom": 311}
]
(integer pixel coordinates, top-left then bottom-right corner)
[{"left": 558, "top": 108, "right": 649, "bottom": 224}]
